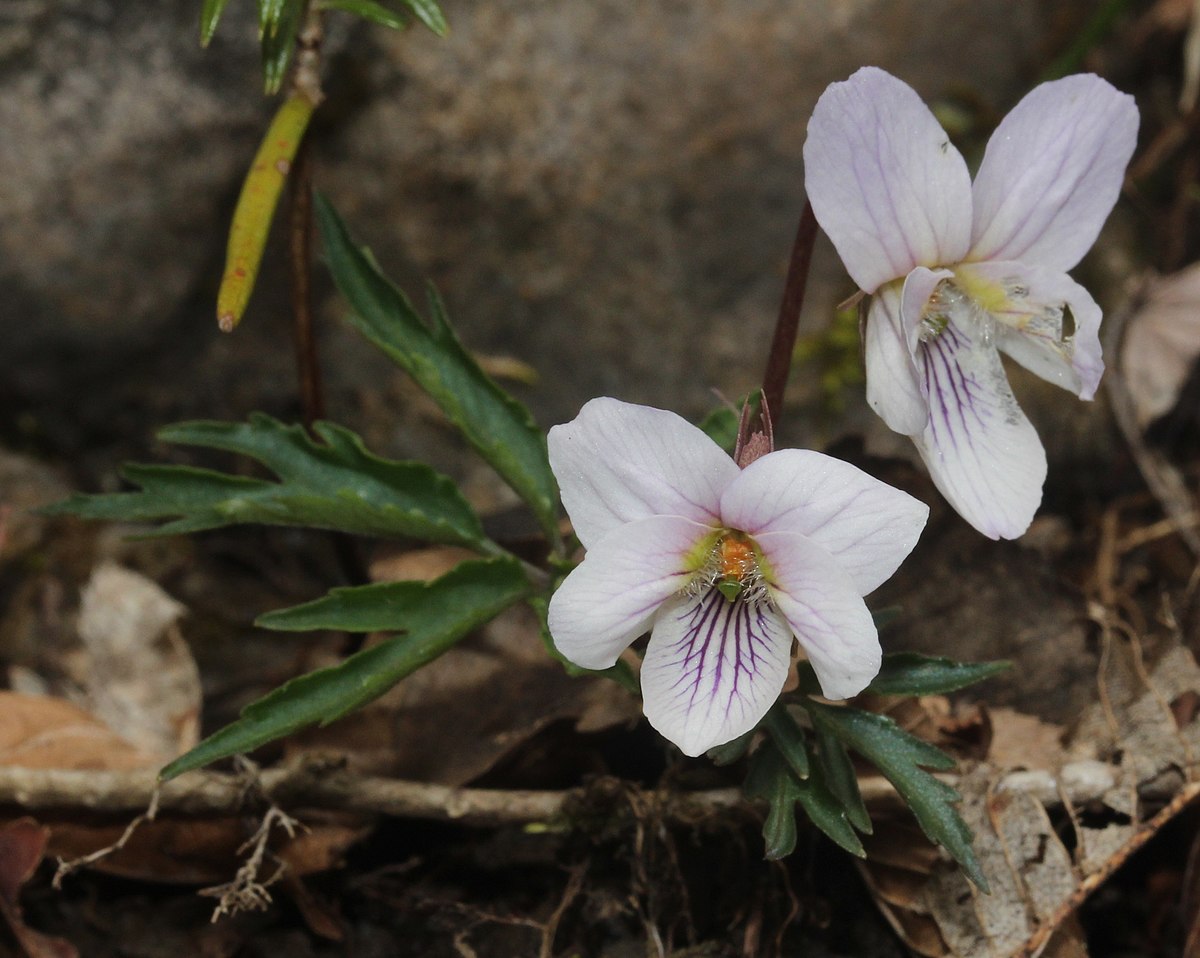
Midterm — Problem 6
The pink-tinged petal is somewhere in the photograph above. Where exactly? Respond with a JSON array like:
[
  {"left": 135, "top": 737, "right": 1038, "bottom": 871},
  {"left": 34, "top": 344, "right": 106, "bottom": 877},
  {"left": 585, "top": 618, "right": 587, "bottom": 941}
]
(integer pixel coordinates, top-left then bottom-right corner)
[
  {"left": 548, "top": 397, "right": 739, "bottom": 549},
  {"left": 753, "top": 531, "right": 880, "bottom": 699},
  {"left": 804, "top": 67, "right": 973, "bottom": 293},
  {"left": 548, "top": 515, "right": 713, "bottom": 670},
  {"left": 719, "top": 450, "right": 928, "bottom": 595},
  {"left": 964, "top": 261, "right": 1104, "bottom": 399},
  {"left": 968, "top": 74, "right": 1138, "bottom": 272},
  {"left": 865, "top": 281, "right": 929, "bottom": 435},
  {"left": 641, "top": 591, "right": 794, "bottom": 756},
  {"left": 914, "top": 320, "right": 1047, "bottom": 539}
]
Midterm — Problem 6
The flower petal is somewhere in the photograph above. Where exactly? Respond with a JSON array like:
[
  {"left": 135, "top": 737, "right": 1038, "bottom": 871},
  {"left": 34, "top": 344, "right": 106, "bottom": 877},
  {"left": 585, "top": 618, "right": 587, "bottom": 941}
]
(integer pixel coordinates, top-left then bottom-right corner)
[
  {"left": 548, "top": 397, "right": 739, "bottom": 548},
  {"left": 914, "top": 319, "right": 1047, "bottom": 539},
  {"left": 804, "top": 67, "right": 973, "bottom": 293},
  {"left": 753, "top": 531, "right": 880, "bottom": 699},
  {"left": 547, "top": 514, "right": 712, "bottom": 670},
  {"left": 968, "top": 74, "right": 1139, "bottom": 272},
  {"left": 865, "top": 281, "right": 929, "bottom": 435},
  {"left": 719, "top": 450, "right": 928, "bottom": 595},
  {"left": 641, "top": 590, "right": 794, "bottom": 756},
  {"left": 964, "top": 261, "right": 1104, "bottom": 400}
]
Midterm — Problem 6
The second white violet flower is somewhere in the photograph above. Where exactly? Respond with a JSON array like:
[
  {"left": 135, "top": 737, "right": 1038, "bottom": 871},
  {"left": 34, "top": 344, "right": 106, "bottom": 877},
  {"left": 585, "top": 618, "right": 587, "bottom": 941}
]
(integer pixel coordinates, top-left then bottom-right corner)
[
  {"left": 804, "top": 67, "right": 1139, "bottom": 539},
  {"left": 546, "top": 398, "right": 928, "bottom": 756}
]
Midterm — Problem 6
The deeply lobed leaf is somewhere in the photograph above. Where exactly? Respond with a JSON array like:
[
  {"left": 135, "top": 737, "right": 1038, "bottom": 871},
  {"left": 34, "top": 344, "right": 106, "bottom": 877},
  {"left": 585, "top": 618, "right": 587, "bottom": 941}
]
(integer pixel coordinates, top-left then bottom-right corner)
[
  {"left": 866, "top": 652, "right": 1010, "bottom": 696},
  {"left": 806, "top": 702, "right": 986, "bottom": 889},
  {"left": 44, "top": 414, "right": 488, "bottom": 547},
  {"left": 160, "top": 557, "right": 530, "bottom": 780},
  {"left": 315, "top": 197, "right": 560, "bottom": 547},
  {"left": 745, "top": 741, "right": 864, "bottom": 859}
]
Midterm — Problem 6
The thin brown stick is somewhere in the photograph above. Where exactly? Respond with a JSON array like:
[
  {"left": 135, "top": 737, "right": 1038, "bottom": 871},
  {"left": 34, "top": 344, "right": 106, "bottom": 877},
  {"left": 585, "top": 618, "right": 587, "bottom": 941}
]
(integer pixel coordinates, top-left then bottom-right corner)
[
  {"left": 52, "top": 787, "right": 160, "bottom": 888},
  {"left": 1015, "top": 780, "right": 1200, "bottom": 957},
  {"left": 0, "top": 758, "right": 1179, "bottom": 826},
  {"left": 760, "top": 202, "right": 818, "bottom": 428}
]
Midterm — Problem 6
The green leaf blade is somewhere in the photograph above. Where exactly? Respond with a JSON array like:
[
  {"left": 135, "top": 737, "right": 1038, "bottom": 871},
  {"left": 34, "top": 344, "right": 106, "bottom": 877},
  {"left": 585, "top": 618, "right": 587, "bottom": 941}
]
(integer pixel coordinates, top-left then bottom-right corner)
[
  {"left": 813, "top": 723, "right": 871, "bottom": 834},
  {"left": 397, "top": 0, "right": 448, "bottom": 35},
  {"left": 161, "top": 558, "right": 530, "bottom": 780},
  {"left": 763, "top": 704, "right": 809, "bottom": 780},
  {"left": 746, "top": 742, "right": 863, "bottom": 860},
  {"left": 261, "top": 0, "right": 303, "bottom": 94},
  {"left": 315, "top": 197, "right": 560, "bottom": 546},
  {"left": 867, "top": 652, "right": 1010, "bottom": 696},
  {"left": 200, "top": 0, "right": 235, "bottom": 45},
  {"left": 45, "top": 415, "right": 487, "bottom": 547},
  {"left": 319, "top": 0, "right": 407, "bottom": 28},
  {"left": 807, "top": 702, "right": 985, "bottom": 889}
]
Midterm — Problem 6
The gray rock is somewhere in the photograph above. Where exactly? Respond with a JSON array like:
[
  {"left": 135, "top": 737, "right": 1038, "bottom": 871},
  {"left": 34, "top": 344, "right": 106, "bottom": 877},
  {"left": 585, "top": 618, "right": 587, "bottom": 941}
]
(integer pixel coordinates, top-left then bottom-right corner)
[{"left": 0, "top": 0, "right": 1094, "bottom": 478}]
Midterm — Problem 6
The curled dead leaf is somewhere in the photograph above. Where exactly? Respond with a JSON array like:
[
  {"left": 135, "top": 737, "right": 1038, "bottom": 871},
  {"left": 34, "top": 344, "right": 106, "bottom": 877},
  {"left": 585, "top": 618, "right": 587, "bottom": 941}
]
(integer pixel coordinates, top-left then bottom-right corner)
[{"left": 1121, "top": 263, "right": 1200, "bottom": 430}]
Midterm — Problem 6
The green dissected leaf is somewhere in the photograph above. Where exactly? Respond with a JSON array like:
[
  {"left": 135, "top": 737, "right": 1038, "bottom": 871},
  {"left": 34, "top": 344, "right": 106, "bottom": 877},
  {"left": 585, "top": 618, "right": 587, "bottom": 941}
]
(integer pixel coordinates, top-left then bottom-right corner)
[
  {"left": 813, "top": 722, "right": 871, "bottom": 834},
  {"left": 744, "top": 745, "right": 800, "bottom": 858},
  {"left": 261, "top": 0, "right": 302, "bottom": 94},
  {"left": 866, "top": 652, "right": 1010, "bottom": 696},
  {"left": 161, "top": 558, "right": 529, "bottom": 780},
  {"left": 806, "top": 702, "right": 985, "bottom": 889},
  {"left": 794, "top": 650, "right": 1008, "bottom": 699},
  {"left": 316, "top": 196, "right": 560, "bottom": 546},
  {"left": 792, "top": 755, "right": 865, "bottom": 858},
  {"left": 526, "top": 595, "right": 639, "bottom": 694},
  {"left": 319, "top": 0, "right": 407, "bottom": 29},
  {"left": 706, "top": 727, "right": 756, "bottom": 766},
  {"left": 200, "top": 0, "right": 234, "bottom": 45},
  {"left": 397, "top": 0, "right": 448, "bottom": 35},
  {"left": 44, "top": 414, "right": 487, "bottom": 547},
  {"left": 763, "top": 703, "right": 808, "bottom": 779},
  {"left": 745, "top": 741, "right": 863, "bottom": 859},
  {"left": 870, "top": 605, "right": 901, "bottom": 630}
]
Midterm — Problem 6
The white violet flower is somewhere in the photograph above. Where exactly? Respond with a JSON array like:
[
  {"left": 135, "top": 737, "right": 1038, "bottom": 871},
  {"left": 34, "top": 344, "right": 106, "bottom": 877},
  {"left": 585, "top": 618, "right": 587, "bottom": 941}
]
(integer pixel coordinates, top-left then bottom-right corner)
[
  {"left": 546, "top": 398, "right": 928, "bottom": 756},
  {"left": 804, "top": 67, "right": 1138, "bottom": 539}
]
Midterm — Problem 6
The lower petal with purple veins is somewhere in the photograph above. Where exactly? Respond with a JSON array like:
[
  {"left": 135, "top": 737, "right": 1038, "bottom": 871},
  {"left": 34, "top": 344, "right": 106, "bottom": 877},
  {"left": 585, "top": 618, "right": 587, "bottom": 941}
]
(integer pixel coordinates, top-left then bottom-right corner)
[
  {"left": 752, "top": 530, "right": 881, "bottom": 699},
  {"left": 913, "top": 317, "right": 1047, "bottom": 539},
  {"left": 641, "top": 590, "right": 794, "bottom": 757}
]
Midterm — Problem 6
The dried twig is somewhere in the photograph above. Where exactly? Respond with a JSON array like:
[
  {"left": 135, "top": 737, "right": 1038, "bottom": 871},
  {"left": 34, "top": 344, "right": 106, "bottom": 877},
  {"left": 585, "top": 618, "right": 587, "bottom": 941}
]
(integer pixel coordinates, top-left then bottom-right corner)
[
  {"left": 0, "top": 755, "right": 1183, "bottom": 827},
  {"left": 1015, "top": 781, "right": 1200, "bottom": 957},
  {"left": 51, "top": 786, "right": 160, "bottom": 888},
  {"left": 200, "top": 805, "right": 304, "bottom": 921}
]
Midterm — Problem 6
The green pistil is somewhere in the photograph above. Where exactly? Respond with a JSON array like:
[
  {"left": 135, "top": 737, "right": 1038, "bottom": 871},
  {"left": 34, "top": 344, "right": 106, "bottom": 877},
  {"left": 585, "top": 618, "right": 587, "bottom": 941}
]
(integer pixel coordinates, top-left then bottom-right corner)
[{"left": 716, "top": 579, "right": 742, "bottom": 602}]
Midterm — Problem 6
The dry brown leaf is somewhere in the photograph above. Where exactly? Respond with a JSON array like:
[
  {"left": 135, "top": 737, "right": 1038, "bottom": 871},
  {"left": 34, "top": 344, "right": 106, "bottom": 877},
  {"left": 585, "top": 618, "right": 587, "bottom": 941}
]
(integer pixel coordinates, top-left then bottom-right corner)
[
  {"left": 73, "top": 562, "right": 201, "bottom": 760},
  {"left": 39, "top": 813, "right": 368, "bottom": 886},
  {"left": 1121, "top": 263, "right": 1200, "bottom": 430},
  {"left": 987, "top": 709, "right": 1066, "bottom": 772},
  {"left": 288, "top": 595, "right": 639, "bottom": 785},
  {"left": 0, "top": 692, "right": 156, "bottom": 770},
  {"left": 0, "top": 451, "right": 70, "bottom": 562},
  {"left": 861, "top": 645, "right": 1200, "bottom": 957},
  {"left": 368, "top": 546, "right": 480, "bottom": 584},
  {"left": 0, "top": 818, "right": 78, "bottom": 958}
]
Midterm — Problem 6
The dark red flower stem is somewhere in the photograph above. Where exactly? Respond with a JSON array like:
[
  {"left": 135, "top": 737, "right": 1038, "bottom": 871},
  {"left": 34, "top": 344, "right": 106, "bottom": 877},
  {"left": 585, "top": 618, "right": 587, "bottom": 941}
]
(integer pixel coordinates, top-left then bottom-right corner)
[
  {"left": 759, "top": 201, "right": 818, "bottom": 430},
  {"left": 288, "top": 135, "right": 326, "bottom": 434}
]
